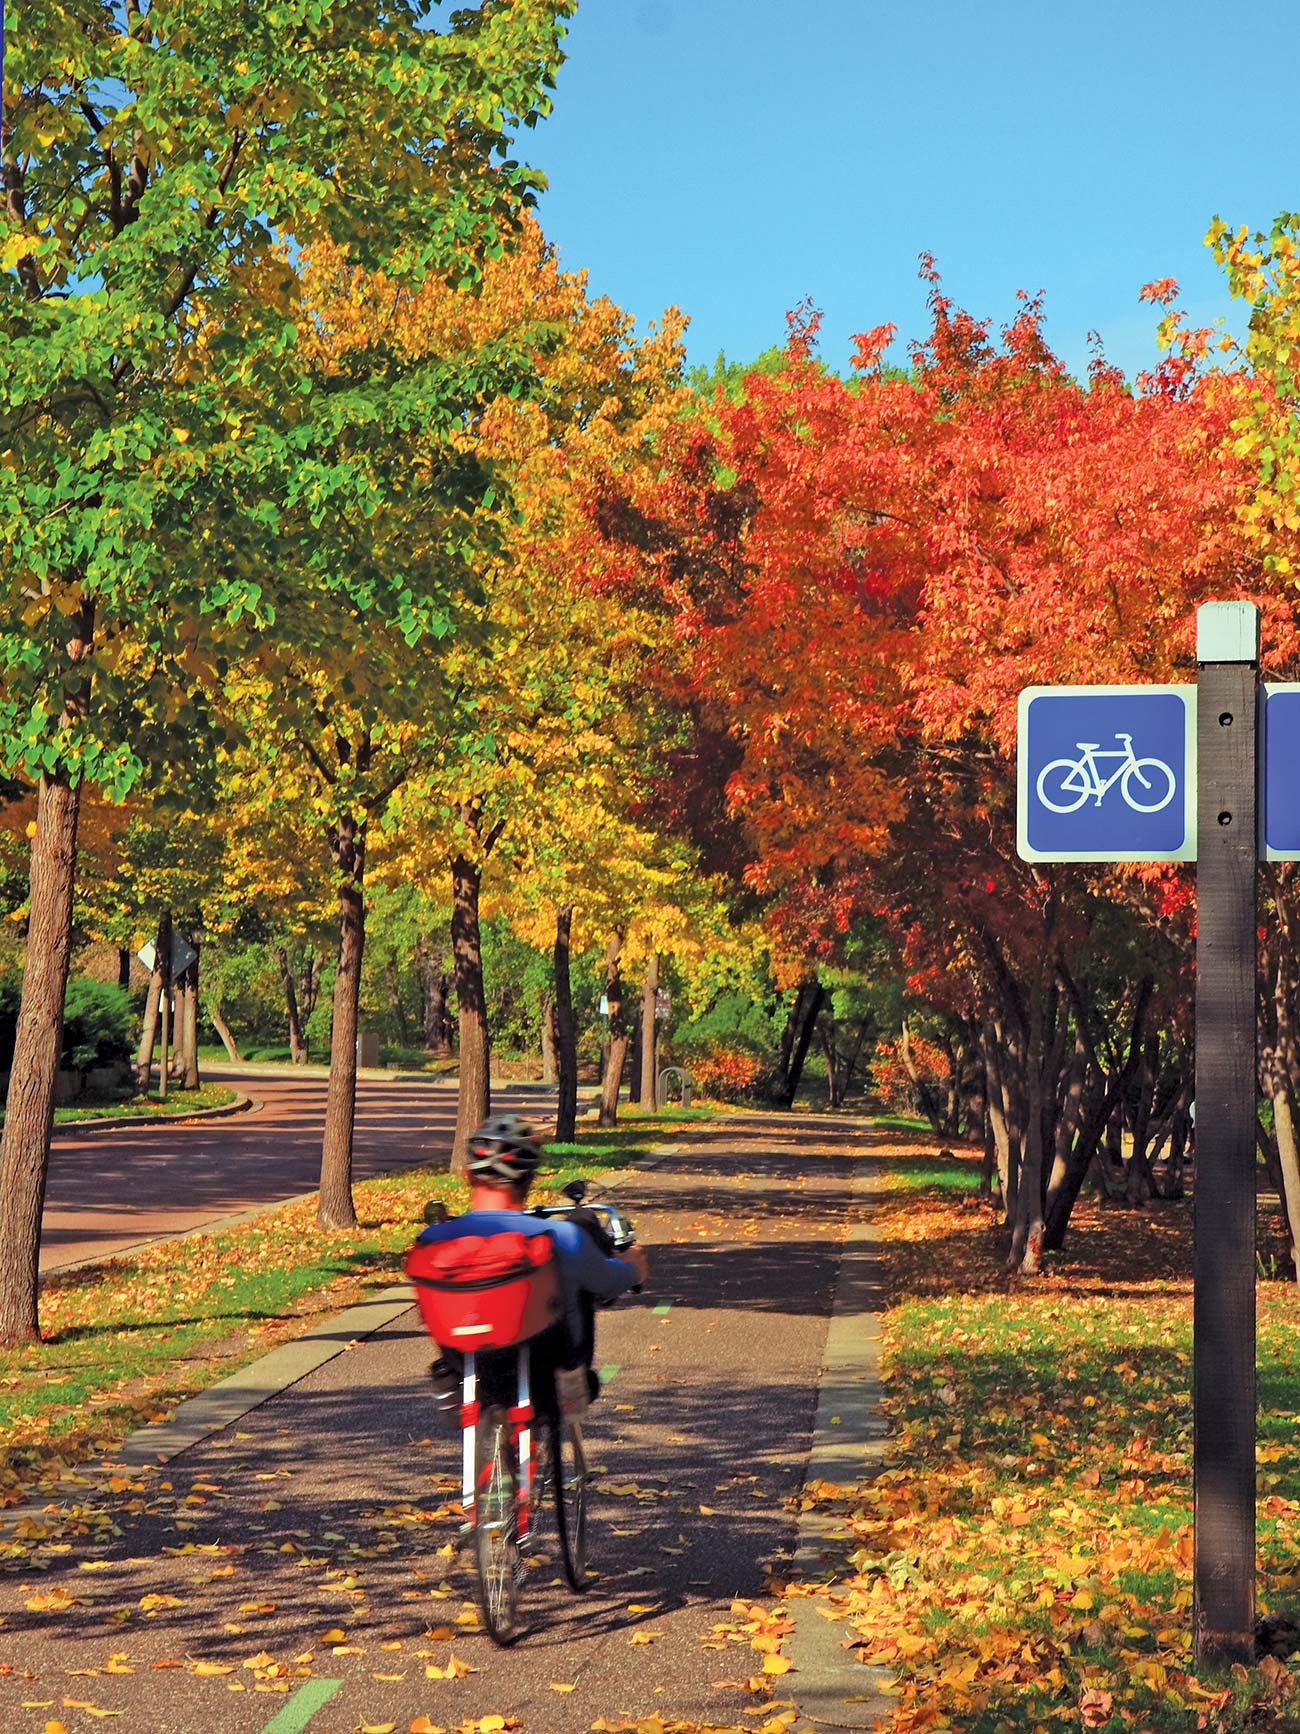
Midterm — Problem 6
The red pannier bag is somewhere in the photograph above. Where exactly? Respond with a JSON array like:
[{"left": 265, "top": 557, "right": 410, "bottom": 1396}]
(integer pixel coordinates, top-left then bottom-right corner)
[{"left": 405, "top": 1230, "right": 563, "bottom": 1350}]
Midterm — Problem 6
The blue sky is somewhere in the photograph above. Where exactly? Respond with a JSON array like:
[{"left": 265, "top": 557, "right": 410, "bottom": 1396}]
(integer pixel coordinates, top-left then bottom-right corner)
[{"left": 529, "top": 0, "right": 1300, "bottom": 382}]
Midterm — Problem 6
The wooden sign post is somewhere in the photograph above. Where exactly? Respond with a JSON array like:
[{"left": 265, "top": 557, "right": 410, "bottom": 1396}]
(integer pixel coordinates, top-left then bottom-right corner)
[{"left": 1193, "top": 599, "right": 1259, "bottom": 1663}]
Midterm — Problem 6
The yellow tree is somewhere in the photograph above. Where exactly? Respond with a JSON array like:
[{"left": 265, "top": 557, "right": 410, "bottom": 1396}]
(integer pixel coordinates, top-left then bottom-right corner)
[{"left": 298, "top": 218, "right": 689, "bottom": 1166}]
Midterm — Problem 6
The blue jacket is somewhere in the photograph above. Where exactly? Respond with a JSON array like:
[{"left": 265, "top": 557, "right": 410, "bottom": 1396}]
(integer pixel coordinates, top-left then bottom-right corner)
[{"left": 416, "top": 1209, "right": 638, "bottom": 1347}]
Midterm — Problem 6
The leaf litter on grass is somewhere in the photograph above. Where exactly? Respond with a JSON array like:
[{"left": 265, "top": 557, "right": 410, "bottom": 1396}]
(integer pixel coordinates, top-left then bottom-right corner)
[{"left": 765, "top": 1130, "right": 1300, "bottom": 1732}]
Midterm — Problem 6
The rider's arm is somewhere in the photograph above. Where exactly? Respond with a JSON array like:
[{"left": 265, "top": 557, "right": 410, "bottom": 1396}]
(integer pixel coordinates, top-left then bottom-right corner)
[{"left": 550, "top": 1220, "right": 640, "bottom": 1302}]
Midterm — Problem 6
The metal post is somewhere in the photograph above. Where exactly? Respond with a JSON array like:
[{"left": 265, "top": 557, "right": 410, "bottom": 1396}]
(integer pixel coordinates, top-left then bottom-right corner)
[{"left": 1194, "top": 599, "right": 1259, "bottom": 1663}]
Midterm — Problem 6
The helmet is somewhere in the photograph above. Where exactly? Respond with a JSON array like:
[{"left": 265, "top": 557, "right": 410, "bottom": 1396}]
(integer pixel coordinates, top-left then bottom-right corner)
[{"left": 467, "top": 1115, "right": 544, "bottom": 1184}]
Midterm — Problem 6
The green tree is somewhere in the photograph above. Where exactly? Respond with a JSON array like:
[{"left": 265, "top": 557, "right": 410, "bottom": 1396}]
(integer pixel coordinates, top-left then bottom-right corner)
[{"left": 0, "top": 0, "right": 573, "bottom": 1342}]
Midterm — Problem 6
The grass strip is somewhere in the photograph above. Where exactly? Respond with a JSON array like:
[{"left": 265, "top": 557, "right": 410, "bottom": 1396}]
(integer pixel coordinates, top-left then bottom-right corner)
[
  {"left": 43, "top": 1083, "right": 240, "bottom": 1125},
  {"left": 0, "top": 1106, "right": 713, "bottom": 1510},
  {"left": 785, "top": 1128, "right": 1300, "bottom": 1733}
]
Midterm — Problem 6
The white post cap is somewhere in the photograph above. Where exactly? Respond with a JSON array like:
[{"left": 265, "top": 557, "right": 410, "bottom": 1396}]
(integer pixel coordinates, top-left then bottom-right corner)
[{"left": 1197, "top": 600, "right": 1260, "bottom": 664}]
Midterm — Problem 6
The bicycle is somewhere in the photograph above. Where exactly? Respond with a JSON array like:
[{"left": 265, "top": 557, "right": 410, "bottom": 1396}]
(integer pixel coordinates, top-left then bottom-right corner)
[
  {"left": 1035, "top": 731, "right": 1176, "bottom": 815},
  {"left": 412, "top": 1181, "right": 635, "bottom": 1645}
]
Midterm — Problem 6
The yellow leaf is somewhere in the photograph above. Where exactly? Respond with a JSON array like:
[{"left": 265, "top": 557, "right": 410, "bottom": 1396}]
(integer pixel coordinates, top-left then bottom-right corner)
[
  {"left": 762, "top": 1653, "right": 793, "bottom": 1674},
  {"left": 699, "top": 1505, "right": 718, "bottom": 1516},
  {"left": 409, "top": 1720, "right": 444, "bottom": 1734},
  {"left": 45, "top": 1723, "right": 71, "bottom": 1734},
  {"left": 191, "top": 1661, "right": 236, "bottom": 1677},
  {"left": 548, "top": 1682, "right": 577, "bottom": 1692},
  {"left": 242, "top": 1651, "right": 275, "bottom": 1671},
  {"left": 359, "top": 1724, "right": 397, "bottom": 1734},
  {"left": 320, "top": 1628, "right": 347, "bottom": 1643}
]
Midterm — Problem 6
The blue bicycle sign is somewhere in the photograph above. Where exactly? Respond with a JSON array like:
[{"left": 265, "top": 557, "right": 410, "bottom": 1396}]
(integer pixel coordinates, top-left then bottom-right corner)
[{"left": 1018, "top": 686, "right": 1196, "bottom": 862}]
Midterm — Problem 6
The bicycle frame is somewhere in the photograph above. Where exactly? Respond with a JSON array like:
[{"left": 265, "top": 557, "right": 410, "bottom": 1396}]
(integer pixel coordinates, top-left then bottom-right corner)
[
  {"left": 1072, "top": 739, "right": 1139, "bottom": 800},
  {"left": 461, "top": 1347, "right": 535, "bottom": 1543}
]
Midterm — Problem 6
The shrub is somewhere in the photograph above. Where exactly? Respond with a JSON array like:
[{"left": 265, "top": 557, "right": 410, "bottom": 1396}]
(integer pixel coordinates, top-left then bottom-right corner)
[
  {"left": 871, "top": 1033, "right": 948, "bottom": 1116},
  {"left": 61, "top": 977, "right": 134, "bottom": 1072},
  {"left": 682, "top": 1043, "right": 766, "bottom": 1104}
]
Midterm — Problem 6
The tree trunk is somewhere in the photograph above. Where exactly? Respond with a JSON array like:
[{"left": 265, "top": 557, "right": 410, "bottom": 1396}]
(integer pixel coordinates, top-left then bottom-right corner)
[
  {"left": 0, "top": 772, "right": 82, "bottom": 1346},
  {"left": 540, "top": 992, "right": 558, "bottom": 1086},
  {"left": 300, "top": 951, "right": 324, "bottom": 1027},
  {"left": 451, "top": 853, "right": 491, "bottom": 1173},
  {"left": 627, "top": 1011, "right": 642, "bottom": 1104},
  {"left": 553, "top": 905, "right": 578, "bottom": 1142},
  {"left": 1042, "top": 975, "right": 1154, "bottom": 1251},
  {"left": 417, "top": 936, "right": 452, "bottom": 1055},
  {"left": 821, "top": 1016, "right": 845, "bottom": 1110},
  {"left": 981, "top": 1019, "right": 1016, "bottom": 1223},
  {"left": 176, "top": 941, "right": 200, "bottom": 1089},
  {"left": 1009, "top": 988, "right": 1047, "bottom": 1274},
  {"left": 318, "top": 817, "right": 365, "bottom": 1229},
  {"left": 386, "top": 953, "right": 410, "bottom": 1046},
  {"left": 599, "top": 934, "right": 629, "bottom": 1128},
  {"left": 211, "top": 1001, "right": 243, "bottom": 1063},
  {"left": 780, "top": 979, "right": 824, "bottom": 1109},
  {"left": 274, "top": 943, "right": 309, "bottom": 1066},
  {"left": 117, "top": 947, "right": 130, "bottom": 989},
  {"left": 639, "top": 954, "right": 659, "bottom": 1107},
  {"left": 135, "top": 909, "right": 170, "bottom": 1092}
]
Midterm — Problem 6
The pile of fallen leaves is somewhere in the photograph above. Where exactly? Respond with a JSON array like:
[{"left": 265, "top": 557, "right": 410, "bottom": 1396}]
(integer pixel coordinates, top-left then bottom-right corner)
[{"left": 783, "top": 1133, "right": 1300, "bottom": 1732}]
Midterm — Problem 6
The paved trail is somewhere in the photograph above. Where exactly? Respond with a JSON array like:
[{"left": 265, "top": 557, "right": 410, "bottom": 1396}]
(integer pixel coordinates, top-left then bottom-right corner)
[
  {"left": 2, "top": 1116, "right": 877, "bottom": 1734},
  {"left": 40, "top": 1071, "right": 548, "bottom": 1273}
]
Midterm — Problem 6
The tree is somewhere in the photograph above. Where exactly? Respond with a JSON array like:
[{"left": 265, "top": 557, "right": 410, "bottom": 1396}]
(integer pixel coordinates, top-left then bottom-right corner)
[
  {"left": 599, "top": 275, "right": 1263, "bottom": 1267},
  {"left": 0, "top": 0, "right": 575, "bottom": 1342},
  {"left": 309, "top": 214, "right": 689, "bottom": 1165}
]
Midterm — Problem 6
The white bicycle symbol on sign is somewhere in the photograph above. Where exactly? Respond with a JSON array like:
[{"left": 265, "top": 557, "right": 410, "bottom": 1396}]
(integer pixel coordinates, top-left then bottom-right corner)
[{"left": 1036, "top": 733, "right": 1177, "bottom": 815}]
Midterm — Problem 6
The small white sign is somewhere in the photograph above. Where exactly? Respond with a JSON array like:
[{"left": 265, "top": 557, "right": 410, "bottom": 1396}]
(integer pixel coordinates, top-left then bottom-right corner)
[{"left": 137, "top": 934, "right": 198, "bottom": 984}]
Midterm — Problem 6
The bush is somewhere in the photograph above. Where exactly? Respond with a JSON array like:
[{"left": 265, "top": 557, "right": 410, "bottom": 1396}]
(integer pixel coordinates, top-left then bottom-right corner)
[
  {"left": 682, "top": 1043, "right": 766, "bottom": 1104},
  {"left": 61, "top": 977, "right": 134, "bottom": 1072},
  {"left": 871, "top": 1033, "right": 948, "bottom": 1116},
  {"left": 0, "top": 972, "right": 133, "bottom": 1076}
]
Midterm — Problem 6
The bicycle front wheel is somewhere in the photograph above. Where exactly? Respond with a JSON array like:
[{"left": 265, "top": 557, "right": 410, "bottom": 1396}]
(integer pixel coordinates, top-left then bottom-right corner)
[
  {"left": 473, "top": 1416, "right": 522, "bottom": 1644},
  {"left": 1122, "top": 758, "right": 1176, "bottom": 813},
  {"left": 549, "top": 1415, "right": 589, "bottom": 1591}
]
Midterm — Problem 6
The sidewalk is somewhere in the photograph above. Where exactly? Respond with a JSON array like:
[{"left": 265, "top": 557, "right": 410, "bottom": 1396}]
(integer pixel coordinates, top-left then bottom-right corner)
[{"left": 1, "top": 1114, "right": 889, "bottom": 1734}]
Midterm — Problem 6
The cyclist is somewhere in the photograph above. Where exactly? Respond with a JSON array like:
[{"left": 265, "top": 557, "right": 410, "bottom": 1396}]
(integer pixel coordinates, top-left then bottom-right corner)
[{"left": 419, "top": 1114, "right": 648, "bottom": 1412}]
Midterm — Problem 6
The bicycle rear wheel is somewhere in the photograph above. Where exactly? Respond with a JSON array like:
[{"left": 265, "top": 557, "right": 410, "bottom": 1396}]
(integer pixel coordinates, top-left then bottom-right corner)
[
  {"left": 549, "top": 1415, "right": 589, "bottom": 1590},
  {"left": 473, "top": 1416, "right": 522, "bottom": 1644}
]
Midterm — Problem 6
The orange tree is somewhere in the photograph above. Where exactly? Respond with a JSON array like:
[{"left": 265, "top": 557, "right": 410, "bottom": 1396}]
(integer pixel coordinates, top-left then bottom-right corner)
[{"left": 597, "top": 277, "right": 1266, "bottom": 1270}]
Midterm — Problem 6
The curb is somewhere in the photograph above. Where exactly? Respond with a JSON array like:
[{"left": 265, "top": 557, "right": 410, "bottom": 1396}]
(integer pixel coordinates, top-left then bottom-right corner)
[
  {"left": 46, "top": 1090, "right": 256, "bottom": 1138},
  {"left": 787, "top": 1155, "right": 894, "bottom": 1732}
]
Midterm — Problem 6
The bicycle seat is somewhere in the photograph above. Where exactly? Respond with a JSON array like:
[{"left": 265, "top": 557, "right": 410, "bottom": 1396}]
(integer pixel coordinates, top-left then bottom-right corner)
[{"left": 1075, "top": 742, "right": 1100, "bottom": 751}]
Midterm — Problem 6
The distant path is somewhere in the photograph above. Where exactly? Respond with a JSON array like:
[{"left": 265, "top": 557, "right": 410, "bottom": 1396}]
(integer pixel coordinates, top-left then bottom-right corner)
[{"left": 39, "top": 1069, "right": 554, "bottom": 1275}]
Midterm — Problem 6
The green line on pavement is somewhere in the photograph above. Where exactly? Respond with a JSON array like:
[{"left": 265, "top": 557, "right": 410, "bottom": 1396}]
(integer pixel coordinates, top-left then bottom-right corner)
[
  {"left": 260, "top": 1679, "right": 344, "bottom": 1734},
  {"left": 598, "top": 1362, "right": 621, "bottom": 1385},
  {"left": 652, "top": 1302, "right": 673, "bottom": 1316}
]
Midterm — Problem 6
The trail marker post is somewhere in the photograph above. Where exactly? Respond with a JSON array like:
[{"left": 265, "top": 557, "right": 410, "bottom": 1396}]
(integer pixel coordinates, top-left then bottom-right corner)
[
  {"left": 1018, "top": 599, "right": 1263, "bottom": 1665},
  {"left": 1192, "top": 599, "right": 1258, "bottom": 1662}
]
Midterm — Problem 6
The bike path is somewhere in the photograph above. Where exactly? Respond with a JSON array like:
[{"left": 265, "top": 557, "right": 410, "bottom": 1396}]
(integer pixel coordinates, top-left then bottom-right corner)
[{"left": 0, "top": 1116, "right": 878, "bottom": 1734}]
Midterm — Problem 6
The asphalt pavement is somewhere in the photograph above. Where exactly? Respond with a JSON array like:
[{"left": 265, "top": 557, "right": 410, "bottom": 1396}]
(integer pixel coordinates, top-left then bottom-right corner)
[
  {"left": 40, "top": 1070, "right": 549, "bottom": 1273},
  {"left": 2, "top": 1114, "right": 878, "bottom": 1734}
]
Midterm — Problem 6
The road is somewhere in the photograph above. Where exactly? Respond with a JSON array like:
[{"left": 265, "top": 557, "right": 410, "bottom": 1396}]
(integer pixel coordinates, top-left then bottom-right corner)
[
  {"left": 1, "top": 1114, "right": 874, "bottom": 1734},
  {"left": 40, "top": 1069, "right": 554, "bottom": 1274}
]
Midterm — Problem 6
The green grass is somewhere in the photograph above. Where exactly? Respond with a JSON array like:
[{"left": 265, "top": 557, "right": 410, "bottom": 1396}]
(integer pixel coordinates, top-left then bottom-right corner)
[
  {"left": 0, "top": 1104, "right": 716, "bottom": 1500},
  {"left": 44, "top": 1082, "right": 239, "bottom": 1125}
]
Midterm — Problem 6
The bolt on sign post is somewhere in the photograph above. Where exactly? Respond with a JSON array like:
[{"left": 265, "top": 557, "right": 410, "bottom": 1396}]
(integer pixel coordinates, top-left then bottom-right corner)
[
  {"left": 1019, "top": 599, "right": 1262, "bottom": 1665},
  {"left": 1192, "top": 598, "right": 1259, "bottom": 1663}
]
